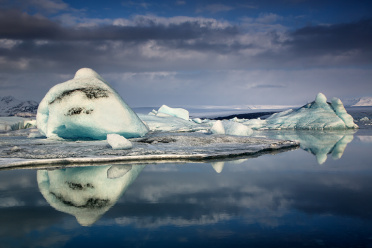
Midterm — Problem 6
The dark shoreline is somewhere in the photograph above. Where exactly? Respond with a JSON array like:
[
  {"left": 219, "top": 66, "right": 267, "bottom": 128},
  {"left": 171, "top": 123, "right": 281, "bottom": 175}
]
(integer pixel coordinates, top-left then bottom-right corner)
[{"left": 209, "top": 111, "right": 278, "bottom": 120}]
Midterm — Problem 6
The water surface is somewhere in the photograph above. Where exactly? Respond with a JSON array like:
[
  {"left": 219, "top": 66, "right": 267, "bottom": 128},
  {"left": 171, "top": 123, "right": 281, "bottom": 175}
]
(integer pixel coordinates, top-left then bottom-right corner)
[{"left": 1, "top": 128, "right": 372, "bottom": 247}]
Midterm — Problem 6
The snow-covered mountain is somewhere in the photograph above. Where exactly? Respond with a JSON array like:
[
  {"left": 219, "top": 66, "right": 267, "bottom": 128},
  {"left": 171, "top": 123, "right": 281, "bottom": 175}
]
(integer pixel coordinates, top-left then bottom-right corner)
[
  {"left": 0, "top": 96, "right": 39, "bottom": 117},
  {"left": 342, "top": 97, "right": 372, "bottom": 107}
]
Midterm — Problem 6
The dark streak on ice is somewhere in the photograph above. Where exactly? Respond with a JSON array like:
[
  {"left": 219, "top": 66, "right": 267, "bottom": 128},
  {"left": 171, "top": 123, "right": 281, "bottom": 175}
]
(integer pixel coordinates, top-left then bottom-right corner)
[
  {"left": 49, "top": 87, "right": 109, "bottom": 104},
  {"left": 67, "top": 181, "right": 95, "bottom": 190},
  {"left": 51, "top": 192, "right": 109, "bottom": 209},
  {"left": 65, "top": 107, "right": 94, "bottom": 116}
]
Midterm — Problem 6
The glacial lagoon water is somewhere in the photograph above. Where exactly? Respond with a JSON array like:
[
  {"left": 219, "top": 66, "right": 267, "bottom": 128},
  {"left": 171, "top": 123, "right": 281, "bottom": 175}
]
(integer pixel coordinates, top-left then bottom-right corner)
[{"left": 1, "top": 128, "right": 372, "bottom": 248}]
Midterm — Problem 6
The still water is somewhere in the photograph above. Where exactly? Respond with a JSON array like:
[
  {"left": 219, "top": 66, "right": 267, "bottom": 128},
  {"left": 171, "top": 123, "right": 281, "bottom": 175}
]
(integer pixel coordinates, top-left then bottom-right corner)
[{"left": 1, "top": 129, "right": 372, "bottom": 247}]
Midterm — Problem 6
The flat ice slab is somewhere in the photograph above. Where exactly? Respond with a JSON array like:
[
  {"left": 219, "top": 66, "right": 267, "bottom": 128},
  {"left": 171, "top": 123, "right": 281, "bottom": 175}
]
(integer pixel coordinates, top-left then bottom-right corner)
[{"left": 0, "top": 128, "right": 298, "bottom": 169}]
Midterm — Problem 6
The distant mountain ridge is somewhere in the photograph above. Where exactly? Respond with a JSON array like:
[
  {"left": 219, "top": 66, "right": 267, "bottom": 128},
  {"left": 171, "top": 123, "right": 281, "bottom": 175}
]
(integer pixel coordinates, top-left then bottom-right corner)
[
  {"left": 0, "top": 96, "right": 39, "bottom": 117},
  {"left": 342, "top": 97, "right": 372, "bottom": 107}
]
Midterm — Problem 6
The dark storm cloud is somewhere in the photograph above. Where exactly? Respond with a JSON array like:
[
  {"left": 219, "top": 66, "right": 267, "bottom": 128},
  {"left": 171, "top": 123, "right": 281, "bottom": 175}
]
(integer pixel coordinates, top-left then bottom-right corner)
[
  {"left": 0, "top": 9, "right": 61, "bottom": 40},
  {"left": 0, "top": 9, "right": 238, "bottom": 41},
  {"left": 1, "top": 6, "right": 371, "bottom": 72},
  {"left": 284, "top": 18, "right": 372, "bottom": 58}
]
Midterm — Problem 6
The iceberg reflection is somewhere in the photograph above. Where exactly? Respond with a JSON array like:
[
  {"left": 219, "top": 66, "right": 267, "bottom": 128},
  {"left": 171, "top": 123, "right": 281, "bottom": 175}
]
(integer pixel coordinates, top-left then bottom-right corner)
[
  {"left": 256, "top": 130, "right": 355, "bottom": 164},
  {"left": 37, "top": 164, "right": 145, "bottom": 226}
]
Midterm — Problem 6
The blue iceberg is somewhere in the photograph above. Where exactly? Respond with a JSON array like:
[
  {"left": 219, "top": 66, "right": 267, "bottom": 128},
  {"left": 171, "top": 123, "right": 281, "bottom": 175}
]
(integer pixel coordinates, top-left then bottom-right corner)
[
  {"left": 37, "top": 68, "right": 149, "bottom": 140},
  {"left": 243, "top": 93, "right": 358, "bottom": 130}
]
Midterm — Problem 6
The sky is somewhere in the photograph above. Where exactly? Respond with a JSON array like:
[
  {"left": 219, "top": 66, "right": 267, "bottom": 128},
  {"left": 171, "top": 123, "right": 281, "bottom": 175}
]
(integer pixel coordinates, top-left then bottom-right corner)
[{"left": 0, "top": 0, "right": 371, "bottom": 107}]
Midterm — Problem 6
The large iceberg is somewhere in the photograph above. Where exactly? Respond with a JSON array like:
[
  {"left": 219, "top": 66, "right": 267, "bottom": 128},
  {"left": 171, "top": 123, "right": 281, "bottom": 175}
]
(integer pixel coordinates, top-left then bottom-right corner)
[
  {"left": 243, "top": 93, "right": 358, "bottom": 130},
  {"left": 37, "top": 68, "right": 148, "bottom": 140}
]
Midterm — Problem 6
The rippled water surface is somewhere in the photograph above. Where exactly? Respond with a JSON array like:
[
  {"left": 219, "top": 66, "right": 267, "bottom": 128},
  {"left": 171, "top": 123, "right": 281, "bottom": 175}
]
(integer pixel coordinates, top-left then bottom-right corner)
[{"left": 1, "top": 127, "right": 372, "bottom": 247}]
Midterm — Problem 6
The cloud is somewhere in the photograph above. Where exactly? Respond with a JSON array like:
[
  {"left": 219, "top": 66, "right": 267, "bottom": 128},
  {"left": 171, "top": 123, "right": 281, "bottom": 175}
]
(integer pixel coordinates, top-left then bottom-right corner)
[
  {"left": 196, "top": 4, "right": 234, "bottom": 13},
  {"left": 175, "top": 0, "right": 186, "bottom": 5},
  {"left": 0, "top": 11, "right": 237, "bottom": 41},
  {"left": 0, "top": 2, "right": 371, "bottom": 104},
  {"left": 256, "top": 13, "right": 283, "bottom": 24},
  {"left": 283, "top": 18, "right": 372, "bottom": 64},
  {"left": 26, "top": 0, "right": 69, "bottom": 13}
]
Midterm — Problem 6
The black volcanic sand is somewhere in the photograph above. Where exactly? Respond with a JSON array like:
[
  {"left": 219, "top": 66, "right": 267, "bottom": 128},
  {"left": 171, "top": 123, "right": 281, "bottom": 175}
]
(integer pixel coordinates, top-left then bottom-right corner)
[{"left": 210, "top": 111, "right": 278, "bottom": 120}]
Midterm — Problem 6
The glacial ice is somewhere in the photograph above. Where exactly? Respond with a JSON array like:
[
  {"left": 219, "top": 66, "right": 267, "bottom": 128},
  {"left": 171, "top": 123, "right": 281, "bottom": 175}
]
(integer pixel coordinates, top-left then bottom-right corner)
[
  {"left": 157, "top": 105, "right": 189, "bottom": 120},
  {"left": 0, "top": 117, "right": 35, "bottom": 132},
  {"left": 107, "top": 134, "right": 132, "bottom": 150},
  {"left": 360, "top": 117, "right": 369, "bottom": 121},
  {"left": 37, "top": 164, "right": 145, "bottom": 226},
  {"left": 0, "top": 130, "right": 299, "bottom": 168},
  {"left": 210, "top": 120, "right": 225, "bottom": 134},
  {"left": 243, "top": 93, "right": 358, "bottom": 130},
  {"left": 210, "top": 120, "right": 253, "bottom": 136},
  {"left": 37, "top": 68, "right": 148, "bottom": 140},
  {"left": 138, "top": 114, "right": 208, "bottom": 133}
]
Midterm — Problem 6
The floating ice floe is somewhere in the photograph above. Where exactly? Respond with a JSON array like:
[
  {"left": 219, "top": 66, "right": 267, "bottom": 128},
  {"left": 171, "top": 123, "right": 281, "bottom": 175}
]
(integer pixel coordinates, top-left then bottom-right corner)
[
  {"left": 107, "top": 134, "right": 133, "bottom": 150},
  {"left": 243, "top": 93, "right": 358, "bottom": 130},
  {"left": 37, "top": 68, "right": 149, "bottom": 140},
  {"left": 0, "top": 131, "right": 299, "bottom": 168}
]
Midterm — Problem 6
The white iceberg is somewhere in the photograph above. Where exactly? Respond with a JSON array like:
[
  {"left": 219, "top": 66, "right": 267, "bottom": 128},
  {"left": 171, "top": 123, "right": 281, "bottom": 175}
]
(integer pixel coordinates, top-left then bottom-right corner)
[
  {"left": 107, "top": 134, "right": 132, "bottom": 150},
  {"left": 211, "top": 120, "right": 253, "bottom": 136},
  {"left": 243, "top": 93, "right": 358, "bottom": 130},
  {"left": 157, "top": 105, "right": 189, "bottom": 120},
  {"left": 360, "top": 117, "right": 369, "bottom": 121},
  {"left": 37, "top": 68, "right": 149, "bottom": 140},
  {"left": 210, "top": 120, "right": 225, "bottom": 134},
  {"left": 139, "top": 114, "right": 208, "bottom": 133}
]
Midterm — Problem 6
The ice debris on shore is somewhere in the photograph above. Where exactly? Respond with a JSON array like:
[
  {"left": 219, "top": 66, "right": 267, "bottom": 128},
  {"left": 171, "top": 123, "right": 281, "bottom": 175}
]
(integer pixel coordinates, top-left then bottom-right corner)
[{"left": 37, "top": 68, "right": 148, "bottom": 140}]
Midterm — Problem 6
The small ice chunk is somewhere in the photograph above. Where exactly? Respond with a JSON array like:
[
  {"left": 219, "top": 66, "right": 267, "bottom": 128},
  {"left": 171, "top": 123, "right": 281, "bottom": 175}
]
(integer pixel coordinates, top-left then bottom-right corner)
[
  {"left": 210, "top": 120, "right": 225, "bottom": 134},
  {"left": 360, "top": 117, "right": 369, "bottom": 121},
  {"left": 28, "top": 129, "right": 44, "bottom": 138},
  {"left": 223, "top": 121, "right": 253, "bottom": 136},
  {"left": 192, "top": 118, "right": 203, "bottom": 124},
  {"left": 210, "top": 120, "right": 253, "bottom": 136},
  {"left": 157, "top": 105, "right": 189, "bottom": 120},
  {"left": 107, "top": 165, "right": 133, "bottom": 179},
  {"left": 107, "top": 134, "right": 132, "bottom": 150}
]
